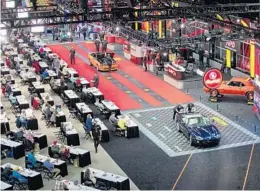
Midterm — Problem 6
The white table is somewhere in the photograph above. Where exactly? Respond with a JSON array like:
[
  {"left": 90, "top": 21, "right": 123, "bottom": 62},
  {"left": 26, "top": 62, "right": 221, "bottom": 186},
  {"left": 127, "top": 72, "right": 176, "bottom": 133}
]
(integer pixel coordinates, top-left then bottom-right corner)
[
  {"left": 61, "top": 122, "right": 80, "bottom": 146},
  {"left": 0, "top": 180, "right": 13, "bottom": 190},
  {"left": 40, "top": 93, "right": 54, "bottom": 105},
  {"left": 16, "top": 95, "right": 29, "bottom": 110},
  {"left": 101, "top": 100, "right": 120, "bottom": 112},
  {"left": 62, "top": 180, "right": 99, "bottom": 190}
]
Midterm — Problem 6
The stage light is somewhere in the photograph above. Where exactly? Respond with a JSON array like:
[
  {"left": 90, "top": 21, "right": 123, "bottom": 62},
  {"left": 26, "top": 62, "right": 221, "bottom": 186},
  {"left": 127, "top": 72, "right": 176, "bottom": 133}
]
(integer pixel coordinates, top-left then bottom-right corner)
[
  {"left": 17, "top": 11, "right": 29, "bottom": 18},
  {"left": 32, "top": 19, "right": 43, "bottom": 24},
  {"left": 180, "top": 24, "right": 185, "bottom": 28},
  {"left": 31, "top": 26, "right": 44, "bottom": 33},
  {"left": 6, "top": 1, "right": 15, "bottom": 8},
  {"left": 116, "top": 26, "right": 120, "bottom": 31},
  {"left": 163, "top": 52, "right": 168, "bottom": 56},
  {"left": 236, "top": 19, "right": 240, "bottom": 23}
]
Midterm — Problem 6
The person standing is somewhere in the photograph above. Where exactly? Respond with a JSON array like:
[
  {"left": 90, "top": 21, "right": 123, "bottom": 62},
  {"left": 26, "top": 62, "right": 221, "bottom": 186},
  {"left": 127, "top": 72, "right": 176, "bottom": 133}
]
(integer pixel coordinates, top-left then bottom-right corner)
[
  {"left": 154, "top": 53, "right": 160, "bottom": 75},
  {"left": 81, "top": 24, "right": 87, "bottom": 40},
  {"left": 91, "top": 123, "right": 101, "bottom": 153},
  {"left": 101, "top": 40, "right": 108, "bottom": 52},
  {"left": 70, "top": 48, "right": 76, "bottom": 65},
  {"left": 94, "top": 39, "right": 100, "bottom": 52},
  {"left": 91, "top": 73, "right": 99, "bottom": 88},
  {"left": 53, "top": 57, "right": 61, "bottom": 75},
  {"left": 99, "top": 31, "right": 105, "bottom": 42}
]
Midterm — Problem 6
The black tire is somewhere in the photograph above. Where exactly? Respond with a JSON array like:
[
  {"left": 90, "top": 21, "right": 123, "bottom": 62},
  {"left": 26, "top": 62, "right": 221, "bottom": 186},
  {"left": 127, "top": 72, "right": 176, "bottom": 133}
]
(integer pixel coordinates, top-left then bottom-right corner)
[
  {"left": 246, "top": 91, "right": 254, "bottom": 101},
  {"left": 189, "top": 135, "right": 194, "bottom": 146},
  {"left": 210, "top": 89, "right": 219, "bottom": 97}
]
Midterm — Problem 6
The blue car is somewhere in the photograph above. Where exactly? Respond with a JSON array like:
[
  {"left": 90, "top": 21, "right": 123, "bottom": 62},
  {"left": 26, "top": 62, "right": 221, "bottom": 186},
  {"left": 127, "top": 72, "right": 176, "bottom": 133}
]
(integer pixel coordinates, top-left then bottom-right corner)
[{"left": 176, "top": 113, "right": 221, "bottom": 146}]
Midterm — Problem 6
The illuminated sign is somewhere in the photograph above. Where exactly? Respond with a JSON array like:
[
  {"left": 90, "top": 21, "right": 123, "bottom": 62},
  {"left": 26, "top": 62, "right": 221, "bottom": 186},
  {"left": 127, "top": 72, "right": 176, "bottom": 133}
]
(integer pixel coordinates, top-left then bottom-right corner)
[
  {"left": 203, "top": 68, "right": 223, "bottom": 89},
  {"left": 225, "top": 40, "right": 238, "bottom": 52}
]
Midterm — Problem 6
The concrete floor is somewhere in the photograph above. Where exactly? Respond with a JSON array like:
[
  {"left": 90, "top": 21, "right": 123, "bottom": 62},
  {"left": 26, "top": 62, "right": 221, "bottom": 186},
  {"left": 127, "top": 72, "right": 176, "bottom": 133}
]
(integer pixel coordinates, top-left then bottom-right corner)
[{"left": 0, "top": 69, "right": 138, "bottom": 190}]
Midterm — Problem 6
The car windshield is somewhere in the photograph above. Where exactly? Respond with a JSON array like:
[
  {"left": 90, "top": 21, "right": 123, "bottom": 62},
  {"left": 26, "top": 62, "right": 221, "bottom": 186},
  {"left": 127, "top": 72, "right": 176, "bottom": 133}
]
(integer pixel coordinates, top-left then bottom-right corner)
[{"left": 186, "top": 116, "right": 211, "bottom": 126}]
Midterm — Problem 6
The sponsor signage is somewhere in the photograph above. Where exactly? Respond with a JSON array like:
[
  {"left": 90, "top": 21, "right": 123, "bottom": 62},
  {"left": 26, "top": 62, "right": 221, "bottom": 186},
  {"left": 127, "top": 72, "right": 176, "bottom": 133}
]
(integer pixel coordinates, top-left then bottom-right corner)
[
  {"left": 203, "top": 68, "right": 223, "bottom": 89},
  {"left": 224, "top": 40, "right": 239, "bottom": 52},
  {"left": 167, "top": 65, "right": 185, "bottom": 80}
]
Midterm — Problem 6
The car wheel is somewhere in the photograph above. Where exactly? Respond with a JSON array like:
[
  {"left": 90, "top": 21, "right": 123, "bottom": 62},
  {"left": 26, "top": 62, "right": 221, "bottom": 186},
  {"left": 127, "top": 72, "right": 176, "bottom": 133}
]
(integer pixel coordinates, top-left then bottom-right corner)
[
  {"left": 189, "top": 135, "right": 194, "bottom": 146},
  {"left": 246, "top": 91, "right": 254, "bottom": 101},
  {"left": 177, "top": 123, "right": 181, "bottom": 132},
  {"left": 210, "top": 89, "right": 219, "bottom": 97}
]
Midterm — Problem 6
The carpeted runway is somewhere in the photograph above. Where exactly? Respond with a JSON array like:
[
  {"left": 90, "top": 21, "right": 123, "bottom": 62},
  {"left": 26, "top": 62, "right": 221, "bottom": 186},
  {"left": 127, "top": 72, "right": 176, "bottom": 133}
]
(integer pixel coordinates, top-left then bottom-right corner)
[{"left": 47, "top": 42, "right": 260, "bottom": 190}]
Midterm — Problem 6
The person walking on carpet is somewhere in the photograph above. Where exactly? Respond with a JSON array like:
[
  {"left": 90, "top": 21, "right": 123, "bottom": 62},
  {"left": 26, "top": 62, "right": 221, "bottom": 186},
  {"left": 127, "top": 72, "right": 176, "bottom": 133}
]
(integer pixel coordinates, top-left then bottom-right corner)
[{"left": 70, "top": 48, "right": 76, "bottom": 64}]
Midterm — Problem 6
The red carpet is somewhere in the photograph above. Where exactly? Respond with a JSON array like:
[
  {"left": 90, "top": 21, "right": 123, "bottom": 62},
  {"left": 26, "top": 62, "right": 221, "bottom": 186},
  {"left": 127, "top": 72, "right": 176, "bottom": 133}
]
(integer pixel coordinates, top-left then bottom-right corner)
[
  {"left": 47, "top": 44, "right": 142, "bottom": 110},
  {"left": 81, "top": 42, "right": 194, "bottom": 104}
]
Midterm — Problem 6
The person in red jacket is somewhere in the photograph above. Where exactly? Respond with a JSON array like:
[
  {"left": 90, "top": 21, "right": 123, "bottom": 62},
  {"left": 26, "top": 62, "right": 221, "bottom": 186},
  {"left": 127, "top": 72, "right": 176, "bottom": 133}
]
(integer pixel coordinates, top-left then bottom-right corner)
[{"left": 32, "top": 61, "right": 40, "bottom": 74}]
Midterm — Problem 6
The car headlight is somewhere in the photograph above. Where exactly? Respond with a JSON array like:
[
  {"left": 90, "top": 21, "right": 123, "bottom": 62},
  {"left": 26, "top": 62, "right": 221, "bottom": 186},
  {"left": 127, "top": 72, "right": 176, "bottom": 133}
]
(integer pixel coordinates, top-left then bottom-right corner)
[
  {"left": 215, "top": 134, "right": 221, "bottom": 139},
  {"left": 195, "top": 136, "right": 203, "bottom": 140}
]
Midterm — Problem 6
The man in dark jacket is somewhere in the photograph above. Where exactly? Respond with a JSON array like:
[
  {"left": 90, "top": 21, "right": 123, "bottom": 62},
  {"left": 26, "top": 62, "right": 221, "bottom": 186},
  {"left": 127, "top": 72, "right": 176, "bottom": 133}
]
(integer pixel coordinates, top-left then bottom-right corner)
[
  {"left": 94, "top": 39, "right": 100, "bottom": 52},
  {"left": 91, "top": 123, "right": 101, "bottom": 153},
  {"left": 91, "top": 73, "right": 99, "bottom": 88},
  {"left": 101, "top": 40, "right": 108, "bottom": 52},
  {"left": 70, "top": 48, "right": 76, "bottom": 64}
]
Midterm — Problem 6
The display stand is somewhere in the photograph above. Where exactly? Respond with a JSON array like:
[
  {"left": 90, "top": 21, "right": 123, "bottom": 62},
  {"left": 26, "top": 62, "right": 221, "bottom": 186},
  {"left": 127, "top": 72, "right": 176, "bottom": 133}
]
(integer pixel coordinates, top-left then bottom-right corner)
[
  {"left": 123, "top": 41, "right": 131, "bottom": 60},
  {"left": 130, "top": 43, "right": 143, "bottom": 65}
]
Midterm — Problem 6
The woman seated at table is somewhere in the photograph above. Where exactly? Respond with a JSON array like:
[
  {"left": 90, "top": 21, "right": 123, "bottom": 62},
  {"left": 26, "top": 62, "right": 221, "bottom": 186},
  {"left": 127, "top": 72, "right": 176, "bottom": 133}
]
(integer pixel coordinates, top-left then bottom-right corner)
[
  {"left": 27, "top": 151, "right": 40, "bottom": 169},
  {"left": 12, "top": 167, "right": 28, "bottom": 184},
  {"left": 5, "top": 82, "right": 12, "bottom": 96},
  {"left": 59, "top": 144, "right": 73, "bottom": 164},
  {"left": 43, "top": 104, "right": 52, "bottom": 120},
  {"left": 15, "top": 110, "right": 28, "bottom": 129},
  {"left": 24, "top": 130, "right": 34, "bottom": 144},
  {"left": 117, "top": 117, "right": 126, "bottom": 136},
  {"left": 32, "top": 60, "right": 40, "bottom": 74},
  {"left": 9, "top": 92, "right": 17, "bottom": 105},
  {"left": 50, "top": 111, "right": 56, "bottom": 125},
  {"left": 41, "top": 69, "right": 49, "bottom": 81},
  {"left": 94, "top": 98, "right": 105, "bottom": 111},
  {"left": 43, "top": 157, "right": 61, "bottom": 178},
  {"left": 2, "top": 164, "right": 13, "bottom": 180},
  {"left": 109, "top": 113, "right": 118, "bottom": 126}
]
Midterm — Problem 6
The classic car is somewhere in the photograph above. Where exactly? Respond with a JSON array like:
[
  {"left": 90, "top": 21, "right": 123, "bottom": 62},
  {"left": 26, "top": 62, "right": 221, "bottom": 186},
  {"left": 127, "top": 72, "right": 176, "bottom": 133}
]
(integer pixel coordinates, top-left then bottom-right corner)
[
  {"left": 88, "top": 52, "right": 118, "bottom": 71},
  {"left": 174, "top": 105, "right": 221, "bottom": 146},
  {"left": 204, "top": 77, "right": 254, "bottom": 104}
]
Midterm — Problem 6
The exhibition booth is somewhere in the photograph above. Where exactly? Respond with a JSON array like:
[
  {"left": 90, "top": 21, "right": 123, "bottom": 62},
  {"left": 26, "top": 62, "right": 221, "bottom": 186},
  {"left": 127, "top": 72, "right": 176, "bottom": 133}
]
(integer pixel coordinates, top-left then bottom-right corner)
[{"left": 253, "top": 42, "right": 260, "bottom": 121}]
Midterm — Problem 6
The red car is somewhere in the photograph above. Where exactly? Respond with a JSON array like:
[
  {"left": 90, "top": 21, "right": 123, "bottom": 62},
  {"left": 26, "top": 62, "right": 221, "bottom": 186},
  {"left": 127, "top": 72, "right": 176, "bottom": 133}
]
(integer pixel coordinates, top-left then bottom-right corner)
[{"left": 204, "top": 77, "right": 254, "bottom": 104}]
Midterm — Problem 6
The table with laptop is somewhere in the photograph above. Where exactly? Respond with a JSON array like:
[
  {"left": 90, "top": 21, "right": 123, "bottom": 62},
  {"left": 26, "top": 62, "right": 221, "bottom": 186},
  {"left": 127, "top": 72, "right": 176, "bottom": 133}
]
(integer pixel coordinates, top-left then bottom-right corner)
[
  {"left": 1, "top": 74, "right": 15, "bottom": 84},
  {"left": 31, "top": 154, "right": 68, "bottom": 177},
  {"left": 75, "top": 77, "right": 90, "bottom": 88},
  {"left": 0, "top": 180, "right": 13, "bottom": 190},
  {"left": 117, "top": 115, "right": 139, "bottom": 138},
  {"left": 94, "top": 118, "right": 110, "bottom": 142},
  {"left": 81, "top": 168, "right": 130, "bottom": 190},
  {"left": 82, "top": 87, "right": 104, "bottom": 103},
  {"left": 32, "top": 81, "right": 45, "bottom": 94},
  {"left": 75, "top": 102, "right": 93, "bottom": 122},
  {"left": 1, "top": 138, "right": 25, "bottom": 159},
  {"left": 48, "top": 144, "right": 91, "bottom": 168},
  {"left": 55, "top": 110, "right": 67, "bottom": 127},
  {"left": 64, "top": 90, "right": 80, "bottom": 108},
  {"left": 1, "top": 67, "right": 10, "bottom": 75},
  {"left": 10, "top": 85, "right": 22, "bottom": 96},
  {"left": 51, "top": 79, "right": 68, "bottom": 95},
  {"left": 10, "top": 130, "right": 48, "bottom": 150},
  {"left": 101, "top": 100, "right": 121, "bottom": 117},
  {"left": 62, "top": 180, "right": 99, "bottom": 190},
  {"left": 1, "top": 163, "right": 44, "bottom": 190},
  {"left": 66, "top": 68, "right": 79, "bottom": 78},
  {"left": 0, "top": 113, "right": 10, "bottom": 134},
  {"left": 16, "top": 95, "right": 30, "bottom": 110},
  {"left": 61, "top": 122, "right": 80, "bottom": 146},
  {"left": 47, "top": 69, "right": 58, "bottom": 79},
  {"left": 40, "top": 93, "right": 54, "bottom": 106},
  {"left": 20, "top": 71, "right": 37, "bottom": 83}
]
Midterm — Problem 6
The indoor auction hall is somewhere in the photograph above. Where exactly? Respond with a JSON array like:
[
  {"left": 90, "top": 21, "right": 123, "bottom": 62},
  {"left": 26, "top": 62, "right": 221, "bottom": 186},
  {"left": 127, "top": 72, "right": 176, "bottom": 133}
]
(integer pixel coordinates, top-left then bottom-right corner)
[{"left": 0, "top": 0, "right": 260, "bottom": 190}]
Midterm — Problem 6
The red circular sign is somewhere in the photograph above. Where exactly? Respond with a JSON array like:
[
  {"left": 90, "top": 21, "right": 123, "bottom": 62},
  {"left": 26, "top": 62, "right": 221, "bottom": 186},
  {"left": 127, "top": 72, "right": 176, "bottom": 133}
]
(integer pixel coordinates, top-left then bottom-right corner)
[{"left": 203, "top": 68, "right": 223, "bottom": 89}]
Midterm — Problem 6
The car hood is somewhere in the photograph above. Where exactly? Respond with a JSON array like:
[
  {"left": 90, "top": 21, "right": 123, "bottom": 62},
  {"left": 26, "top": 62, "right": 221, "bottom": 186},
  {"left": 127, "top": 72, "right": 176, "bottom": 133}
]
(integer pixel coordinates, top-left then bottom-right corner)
[{"left": 190, "top": 125, "right": 220, "bottom": 139}]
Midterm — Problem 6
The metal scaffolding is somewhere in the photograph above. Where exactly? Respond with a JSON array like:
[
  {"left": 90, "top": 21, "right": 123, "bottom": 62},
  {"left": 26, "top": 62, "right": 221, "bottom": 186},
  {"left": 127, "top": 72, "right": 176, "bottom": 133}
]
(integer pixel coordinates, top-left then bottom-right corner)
[{"left": 1, "top": 2, "right": 260, "bottom": 30}]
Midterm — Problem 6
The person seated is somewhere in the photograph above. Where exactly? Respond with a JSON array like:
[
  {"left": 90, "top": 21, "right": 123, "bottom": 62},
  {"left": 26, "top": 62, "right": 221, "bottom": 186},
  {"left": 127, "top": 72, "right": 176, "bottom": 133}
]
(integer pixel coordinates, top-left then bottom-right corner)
[
  {"left": 50, "top": 112, "right": 56, "bottom": 125},
  {"left": 32, "top": 61, "right": 40, "bottom": 74},
  {"left": 14, "top": 127, "right": 25, "bottom": 141},
  {"left": 109, "top": 112, "right": 118, "bottom": 126},
  {"left": 24, "top": 130, "right": 34, "bottom": 144},
  {"left": 2, "top": 164, "right": 13, "bottom": 180},
  {"left": 19, "top": 111, "right": 28, "bottom": 129},
  {"left": 59, "top": 144, "right": 73, "bottom": 164},
  {"left": 94, "top": 98, "right": 105, "bottom": 110},
  {"left": 39, "top": 46, "right": 44, "bottom": 57},
  {"left": 5, "top": 82, "right": 12, "bottom": 96},
  {"left": 51, "top": 141, "right": 60, "bottom": 154},
  {"left": 43, "top": 157, "right": 60, "bottom": 178},
  {"left": 12, "top": 167, "right": 28, "bottom": 184},
  {"left": 75, "top": 78, "right": 81, "bottom": 87},
  {"left": 117, "top": 117, "right": 126, "bottom": 131},
  {"left": 27, "top": 152, "right": 39, "bottom": 169},
  {"left": 50, "top": 77, "right": 55, "bottom": 87},
  {"left": 44, "top": 105, "right": 52, "bottom": 121},
  {"left": 9, "top": 93, "right": 17, "bottom": 105},
  {"left": 41, "top": 69, "right": 49, "bottom": 81}
]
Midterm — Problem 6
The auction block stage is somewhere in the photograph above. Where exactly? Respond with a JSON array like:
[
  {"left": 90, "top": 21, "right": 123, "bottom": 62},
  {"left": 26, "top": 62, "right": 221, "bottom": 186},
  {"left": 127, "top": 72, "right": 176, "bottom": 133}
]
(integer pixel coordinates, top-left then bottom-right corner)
[{"left": 164, "top": 74, "right": 202, "bottom": 89}]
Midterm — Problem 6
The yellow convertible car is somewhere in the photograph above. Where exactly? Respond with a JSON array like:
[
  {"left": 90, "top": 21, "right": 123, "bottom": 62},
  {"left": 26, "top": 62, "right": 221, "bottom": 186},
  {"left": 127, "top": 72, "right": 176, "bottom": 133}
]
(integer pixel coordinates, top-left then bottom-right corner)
[{"left": 88, "top": 52, "right": 118, "bottom": 71}]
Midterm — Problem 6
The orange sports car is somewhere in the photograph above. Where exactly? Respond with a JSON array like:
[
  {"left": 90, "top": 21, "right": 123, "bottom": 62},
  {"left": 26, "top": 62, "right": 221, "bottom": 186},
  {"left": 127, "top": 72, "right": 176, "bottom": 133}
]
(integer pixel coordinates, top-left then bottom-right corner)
[
  {"left": 204, "top": 77, "right": 254, "bottom": 103},
  {"left": 88, "top": 52, "right": 118, "bottom": 72}
]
